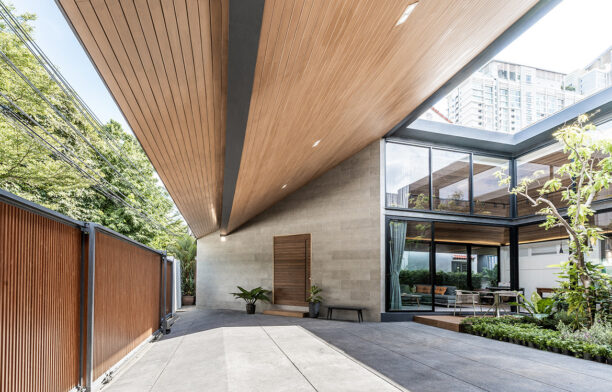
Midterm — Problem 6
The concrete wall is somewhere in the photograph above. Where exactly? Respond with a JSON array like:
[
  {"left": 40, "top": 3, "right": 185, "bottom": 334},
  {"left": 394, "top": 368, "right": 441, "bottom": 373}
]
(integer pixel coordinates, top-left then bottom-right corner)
[{"left": 196, "top": 141, "right": 382, "bottom": 321}]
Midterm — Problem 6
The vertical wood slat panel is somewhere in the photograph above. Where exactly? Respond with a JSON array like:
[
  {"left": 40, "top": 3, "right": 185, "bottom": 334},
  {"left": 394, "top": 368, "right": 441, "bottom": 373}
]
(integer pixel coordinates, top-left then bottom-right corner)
[
  {"left": 0, "top": 201, "right": 81, "bottom": 392},
  {"left": 273, "top": 234, "right": 311, "bottom": 306},
  {"left": 93, "top": 232, "right": 160, "bottom": 380}
]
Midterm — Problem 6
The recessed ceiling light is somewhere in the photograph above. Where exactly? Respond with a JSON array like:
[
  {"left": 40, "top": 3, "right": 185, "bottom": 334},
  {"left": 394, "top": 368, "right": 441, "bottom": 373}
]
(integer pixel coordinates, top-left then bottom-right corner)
[
  {"left": 281, "top": 184, "right": 287, "bottom": 189},
  {"left": 312, "top": 139, "right": 321, "bottom": 148},
  {"left": 396, "top": 2, "right": 418, "bottom": 26},
  {"left": 220, "top": 235, "right": 227, "bottom": 242}
]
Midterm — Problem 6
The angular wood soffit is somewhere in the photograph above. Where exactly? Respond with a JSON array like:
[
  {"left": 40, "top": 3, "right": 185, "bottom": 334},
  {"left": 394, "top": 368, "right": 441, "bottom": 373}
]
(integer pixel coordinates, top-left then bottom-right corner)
[
  {"left": 57, "top": 0, "right": 228, "bottom": 238},
  {"left": 58, "top": 0, "right": 541, "bottom": 237}
]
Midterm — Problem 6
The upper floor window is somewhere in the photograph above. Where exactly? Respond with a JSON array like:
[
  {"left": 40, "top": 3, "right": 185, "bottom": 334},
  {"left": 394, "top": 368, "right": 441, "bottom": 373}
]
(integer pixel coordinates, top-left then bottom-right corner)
[
  {"left": 432, "top": 149, "right": 470, "bottom": 213},
  {"left": 385, "top": 143, "right": 429, "bottom": 209}
]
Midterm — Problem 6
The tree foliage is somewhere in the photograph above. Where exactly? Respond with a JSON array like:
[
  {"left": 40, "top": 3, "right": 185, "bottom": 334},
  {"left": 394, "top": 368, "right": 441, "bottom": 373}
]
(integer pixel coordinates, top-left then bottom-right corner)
[
  {"left": 168, "top": 235, "right": 196, "bottom": 295},
  {"left": 0, "top": 8, "right": 190, "bottom": 250},
  {"left": 496, "top": 115, "right": 612, "bottom": 325}
]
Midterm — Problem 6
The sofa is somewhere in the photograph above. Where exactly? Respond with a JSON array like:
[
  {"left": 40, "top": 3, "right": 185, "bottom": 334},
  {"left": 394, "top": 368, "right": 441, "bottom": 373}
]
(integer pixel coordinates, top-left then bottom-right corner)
[{"left": 401, "top": 284, "right": 457, "bottom": 307}]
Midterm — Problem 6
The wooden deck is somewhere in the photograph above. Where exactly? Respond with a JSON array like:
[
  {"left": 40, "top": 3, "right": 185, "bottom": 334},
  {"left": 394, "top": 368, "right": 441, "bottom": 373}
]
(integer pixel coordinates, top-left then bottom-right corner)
[{"left": 413, "top": 315, "right": 466, "bottom": 332}]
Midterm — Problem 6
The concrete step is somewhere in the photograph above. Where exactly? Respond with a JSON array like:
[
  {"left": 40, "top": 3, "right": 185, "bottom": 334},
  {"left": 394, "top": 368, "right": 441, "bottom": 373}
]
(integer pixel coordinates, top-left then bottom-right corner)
[
  {"left": 263, "top": 309, "right": 309, "bottom": 318},
  {"left": 413, "top": 315, "right": 465, "bottom": 332}
]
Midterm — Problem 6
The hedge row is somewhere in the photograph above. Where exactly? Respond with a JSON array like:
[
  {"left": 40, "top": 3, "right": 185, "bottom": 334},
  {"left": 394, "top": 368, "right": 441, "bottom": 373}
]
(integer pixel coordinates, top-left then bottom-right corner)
[{"left": 462, "top": 316, "right": 612, "bottom": 363}]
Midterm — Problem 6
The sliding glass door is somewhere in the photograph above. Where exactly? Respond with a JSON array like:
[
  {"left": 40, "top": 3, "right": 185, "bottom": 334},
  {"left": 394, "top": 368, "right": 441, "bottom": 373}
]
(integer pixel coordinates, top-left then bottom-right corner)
[
  {"left": 388, "top": 219, "right": 509, "bottom": 312},
  {"left": 435, "top": 244, "right": 468, "bottom": 309},
  {"left": 388, "top": 220, "right": 432, "bottom": 311}
]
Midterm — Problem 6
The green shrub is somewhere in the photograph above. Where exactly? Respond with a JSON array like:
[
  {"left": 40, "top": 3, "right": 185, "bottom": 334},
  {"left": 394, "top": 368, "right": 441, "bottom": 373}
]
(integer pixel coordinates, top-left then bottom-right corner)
[{"left": 461, "top": 316, "right": 612, "bottom": 359}]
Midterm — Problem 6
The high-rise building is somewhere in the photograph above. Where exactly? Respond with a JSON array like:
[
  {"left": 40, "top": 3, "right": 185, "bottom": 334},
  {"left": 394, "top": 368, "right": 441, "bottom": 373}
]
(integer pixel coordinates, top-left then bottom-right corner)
[
  {"left": 445, "top": 60, "right": 582, "bottom": 133},
  {"left": 564, "top": 45, "right": 612, "bottom": 96}
]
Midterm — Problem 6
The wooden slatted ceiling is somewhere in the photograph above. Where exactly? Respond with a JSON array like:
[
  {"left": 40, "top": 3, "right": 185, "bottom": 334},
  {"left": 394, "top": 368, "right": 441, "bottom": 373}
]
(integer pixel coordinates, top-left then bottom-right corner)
[
  {"left": 58, "top": 0, "right": 228, "bottom": 238},
  {"left": 227, "top": 0, "right": 537, "bottom": 232}
]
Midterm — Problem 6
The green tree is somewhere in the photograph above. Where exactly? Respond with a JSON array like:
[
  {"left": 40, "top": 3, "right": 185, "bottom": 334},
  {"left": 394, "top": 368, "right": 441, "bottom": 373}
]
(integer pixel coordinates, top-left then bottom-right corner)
[
  {"left": 0, "top": 7, "right": 189, "bottom": 249},
  {"left": 496, "top": 115, "right": 612, "bottom": 324},
  {"left": 168, "top": 235, "right": 196, "bottom": 296}
]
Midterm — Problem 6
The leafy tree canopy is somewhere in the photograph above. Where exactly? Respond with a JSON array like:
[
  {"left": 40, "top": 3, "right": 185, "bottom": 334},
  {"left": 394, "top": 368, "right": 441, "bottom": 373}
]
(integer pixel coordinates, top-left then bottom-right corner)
[{"left": 0, "top": 7, "right": 191, "bottom": 251}]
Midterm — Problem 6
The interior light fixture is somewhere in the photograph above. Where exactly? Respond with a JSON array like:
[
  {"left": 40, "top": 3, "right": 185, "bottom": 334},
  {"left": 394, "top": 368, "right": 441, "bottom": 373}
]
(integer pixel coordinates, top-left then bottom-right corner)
[
  {"left": 281, "top": 184, "right": 287, "bottom": 189},
  {"left": 312, "top": 139, "right": 321, "bottom": 148},
  {"left": 220, "top": 235, "right": 227, "bottom": 242},
  {"left": 396, "top": 2, "right": 418, "bottom": 26}
]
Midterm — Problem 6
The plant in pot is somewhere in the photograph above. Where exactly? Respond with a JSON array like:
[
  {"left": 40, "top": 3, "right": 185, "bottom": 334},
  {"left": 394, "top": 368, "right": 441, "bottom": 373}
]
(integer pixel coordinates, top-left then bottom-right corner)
[
  {"left": 181, "top": 276, "right": 195, "bottom": 306},
  {"left": 230, "top": 286, "right": 271, "bottom": 314},
  {"left": 307, "top": 284, "right": 323, "bottom": 318}
]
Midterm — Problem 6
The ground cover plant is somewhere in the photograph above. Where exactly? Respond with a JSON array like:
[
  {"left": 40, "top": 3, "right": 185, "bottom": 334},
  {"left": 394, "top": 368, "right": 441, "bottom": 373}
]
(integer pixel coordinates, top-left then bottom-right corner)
[{"left": 462, "top": 315, "right": 612, "bottom": 363}]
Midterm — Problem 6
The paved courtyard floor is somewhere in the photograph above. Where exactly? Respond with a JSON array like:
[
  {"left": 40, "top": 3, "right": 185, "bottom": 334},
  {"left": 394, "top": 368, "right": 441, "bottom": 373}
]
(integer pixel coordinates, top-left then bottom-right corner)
[{"left": 103, "top": 308, "right": 612, "bottom": 392}]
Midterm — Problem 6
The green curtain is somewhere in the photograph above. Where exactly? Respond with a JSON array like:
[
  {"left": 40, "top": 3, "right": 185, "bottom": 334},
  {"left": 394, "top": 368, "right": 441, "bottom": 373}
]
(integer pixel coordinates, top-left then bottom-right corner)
[{"left": 389, "top": 221, "right": 407, "bottom": 310}]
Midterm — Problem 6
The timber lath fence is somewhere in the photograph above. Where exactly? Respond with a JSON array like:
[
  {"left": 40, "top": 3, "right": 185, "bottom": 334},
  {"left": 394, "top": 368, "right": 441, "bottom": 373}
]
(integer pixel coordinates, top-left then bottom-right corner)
[{"left": 0, "top": 189, "right": 178, "bottom": 392}]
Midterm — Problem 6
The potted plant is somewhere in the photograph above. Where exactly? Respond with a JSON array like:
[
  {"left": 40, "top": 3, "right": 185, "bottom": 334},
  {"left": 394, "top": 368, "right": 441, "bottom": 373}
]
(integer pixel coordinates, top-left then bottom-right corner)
[
  {"left": 230, "top": 286, "right": 271, "bottom": 314},
  {"left": 307, "top": 284, "right": 323, "bottom": 318},
  {"left": 181, "top": 276, "right": 195, "bottom": 306}
]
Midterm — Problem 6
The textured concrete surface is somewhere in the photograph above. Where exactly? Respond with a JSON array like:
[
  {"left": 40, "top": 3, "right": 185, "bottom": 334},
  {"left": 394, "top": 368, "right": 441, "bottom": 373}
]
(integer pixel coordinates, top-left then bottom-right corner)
[
  {"left": 197, "top": 141, "right": 382, "bottom": 321},
  {"left": 103, "top": 308, "right": 612, "bottom": 392}
]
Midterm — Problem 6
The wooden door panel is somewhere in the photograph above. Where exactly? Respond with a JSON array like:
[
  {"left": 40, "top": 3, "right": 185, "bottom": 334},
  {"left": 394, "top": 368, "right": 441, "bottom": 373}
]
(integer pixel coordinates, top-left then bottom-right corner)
[{"left": 273, "top": 234, "right": 310, "bottom": 306}]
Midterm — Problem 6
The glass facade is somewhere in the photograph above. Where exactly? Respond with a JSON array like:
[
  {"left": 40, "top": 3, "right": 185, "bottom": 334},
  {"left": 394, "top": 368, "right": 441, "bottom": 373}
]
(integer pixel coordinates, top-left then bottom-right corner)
[
  {"left": 432, "top": 149, "right": 470, "bottom": 213},
  {"left": 473, "top": 155, "right": 510, "bottom": 216},
  {"left": 385, "top": 117, "right": 611, "bottom": 313},
  {"left": 385, "top": 142, "right": 511, "bottom": 216},
  {"left": 516, "top": 143, "right": 570, "bottom": 216},
  {"left": 388, "top": 220, "right": 509, "bottom": 312},
  {"left": 389, "top": 220, "right": 431, "bottom": 311},
  {"left": 386, "top": 139, "right": 610, "bottom": 219},
  {"left": 385, "top": 143, "right": 429, "bottom": 209}
]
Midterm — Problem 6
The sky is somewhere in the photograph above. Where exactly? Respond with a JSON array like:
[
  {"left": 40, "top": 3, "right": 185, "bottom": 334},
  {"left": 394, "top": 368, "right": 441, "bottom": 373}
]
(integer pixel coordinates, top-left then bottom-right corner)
[
  {"left": 495, "top": 0, "right": 612, "bottom": 74},
  {"left": 12, "top": 0, "right": 132, "bottom": 134}
]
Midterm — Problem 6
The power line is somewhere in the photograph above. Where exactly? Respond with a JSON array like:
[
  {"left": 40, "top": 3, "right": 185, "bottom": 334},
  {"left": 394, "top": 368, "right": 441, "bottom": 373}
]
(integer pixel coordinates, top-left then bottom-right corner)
[
  {"left": 0, "top": 2, "right": 142, "bottom": 174},
  {"left": 0, "top": 2, "right": 187, "bottom": 233},
  {"left": 0, "top": 3, "right": 180, "bottom": 236},
  {"left": 0, "top": 104, "right": 180, "bottom": 236},
  {"left": 0, "top": 48, "right": 152, "bottom": 206}
]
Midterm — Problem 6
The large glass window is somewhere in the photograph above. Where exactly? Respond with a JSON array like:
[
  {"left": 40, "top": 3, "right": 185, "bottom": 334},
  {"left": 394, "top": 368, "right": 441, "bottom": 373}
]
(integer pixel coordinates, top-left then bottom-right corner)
[
  {"left": 389, "top": 220, "right": 431, "bottom": 311},
  {"left": 388, "top": 220, "right": 510, "bottom": 312},
  {"left": 473, "top": 155, "right": 510, "bottom": 216},
  {"left": 516, "top": 143, "right": 570, "bottom": 216},
  {"left": 435, "top": 244, "right": 468, "bottom": 307},
  {"left": 385, "top": 144, "right": 429, "bottom": 209},
  {"left": 472, "top": 246, "right": 499, "bottom": 289},
  {"left": 432, "top": 149, "right": 470, "bottom": 213}
]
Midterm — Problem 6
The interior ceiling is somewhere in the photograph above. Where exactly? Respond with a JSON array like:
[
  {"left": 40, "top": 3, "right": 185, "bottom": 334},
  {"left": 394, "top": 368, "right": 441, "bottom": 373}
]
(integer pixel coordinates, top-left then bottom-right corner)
[{"left": 59, "top": 0, "right": 539, "bottom": 237}]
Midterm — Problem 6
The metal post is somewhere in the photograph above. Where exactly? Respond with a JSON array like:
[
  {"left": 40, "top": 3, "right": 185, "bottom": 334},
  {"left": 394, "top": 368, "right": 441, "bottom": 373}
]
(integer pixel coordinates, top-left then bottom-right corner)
[
  {"left": 509, "top": 226, "right": 519, "bottom": 290},
  {"left": 85, "top": 223, "right": 96, "bottom": 391},
  {"left": 163, "top": 255, "right": 167, "bottom": 332}
]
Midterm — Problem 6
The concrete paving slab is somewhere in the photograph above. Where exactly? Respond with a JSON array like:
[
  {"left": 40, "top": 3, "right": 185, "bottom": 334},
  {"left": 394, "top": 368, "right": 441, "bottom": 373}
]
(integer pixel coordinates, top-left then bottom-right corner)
[{"left": 101, "top": 308, "right": 612, "bottom": 392}]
